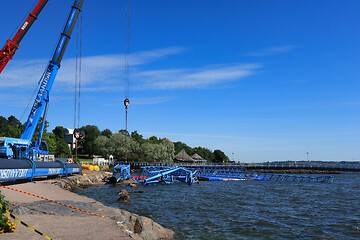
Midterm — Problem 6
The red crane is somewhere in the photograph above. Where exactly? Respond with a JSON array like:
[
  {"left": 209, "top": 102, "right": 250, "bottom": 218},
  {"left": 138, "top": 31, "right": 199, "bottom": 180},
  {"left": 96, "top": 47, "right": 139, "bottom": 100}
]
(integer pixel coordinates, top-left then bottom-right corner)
[{"left": 0, "top": 0, "right": 48, "bottom": 74}]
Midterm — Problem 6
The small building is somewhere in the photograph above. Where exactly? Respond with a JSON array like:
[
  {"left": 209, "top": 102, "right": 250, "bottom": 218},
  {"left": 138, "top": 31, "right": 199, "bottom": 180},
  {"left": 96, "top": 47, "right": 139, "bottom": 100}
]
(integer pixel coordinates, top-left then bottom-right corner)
[
  {"left": 64, "top": 128, "right": 76, "bottom": 153},
  {"left": 191, "top": 153, "right": 208, "bottom": 164},
  {"left": 93, "top": 155, "right": 115, "bottom": 167},
  {"left": 174, "top": 149, "right": 195, "bottom": 163}
]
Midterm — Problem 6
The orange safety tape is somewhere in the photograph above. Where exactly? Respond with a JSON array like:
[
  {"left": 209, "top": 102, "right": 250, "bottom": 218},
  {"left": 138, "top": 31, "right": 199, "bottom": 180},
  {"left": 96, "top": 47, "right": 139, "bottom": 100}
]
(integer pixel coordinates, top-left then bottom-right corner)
[{"left": 0, "top": 185, "right": 108, "bottom": 219}]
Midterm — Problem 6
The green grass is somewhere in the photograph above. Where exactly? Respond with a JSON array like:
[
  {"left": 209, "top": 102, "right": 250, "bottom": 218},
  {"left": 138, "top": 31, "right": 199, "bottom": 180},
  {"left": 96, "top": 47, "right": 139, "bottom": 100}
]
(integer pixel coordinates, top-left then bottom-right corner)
[{"left": 75, "top": 158, "right": 93, "bottom": 163}]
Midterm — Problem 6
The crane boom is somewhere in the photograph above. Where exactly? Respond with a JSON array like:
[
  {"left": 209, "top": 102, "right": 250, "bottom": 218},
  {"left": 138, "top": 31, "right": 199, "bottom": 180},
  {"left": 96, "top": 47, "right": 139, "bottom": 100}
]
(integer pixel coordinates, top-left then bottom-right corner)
[
  {"left": 0, "top": 0, "right": 84, "bottom": 161},
  {"left": 21, "top": 0, "right": 84, "bottom": 144},
  {"left": 0, "top": 0, "right": 48, "bottom": 74}
]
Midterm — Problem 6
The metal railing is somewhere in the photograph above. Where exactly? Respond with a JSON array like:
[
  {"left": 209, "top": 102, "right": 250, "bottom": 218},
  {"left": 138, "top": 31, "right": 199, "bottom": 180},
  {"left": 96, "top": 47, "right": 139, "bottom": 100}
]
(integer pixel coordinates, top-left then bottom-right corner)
[{"left": 127, "top": 161, "right": 360, "bottom": 172}]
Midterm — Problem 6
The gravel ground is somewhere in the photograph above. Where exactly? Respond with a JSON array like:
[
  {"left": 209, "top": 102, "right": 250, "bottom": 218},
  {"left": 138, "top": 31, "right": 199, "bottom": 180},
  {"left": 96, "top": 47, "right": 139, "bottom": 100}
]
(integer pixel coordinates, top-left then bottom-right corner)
[{"left": 0, "top": 178, "right": 134, "bottom": 240}]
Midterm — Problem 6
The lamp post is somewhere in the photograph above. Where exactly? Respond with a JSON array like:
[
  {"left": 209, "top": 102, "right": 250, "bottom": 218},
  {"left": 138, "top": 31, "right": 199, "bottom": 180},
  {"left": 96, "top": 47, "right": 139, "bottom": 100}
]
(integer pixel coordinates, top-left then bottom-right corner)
[{"left": 306, "top": 152, "right": 309, "bottom": 161}]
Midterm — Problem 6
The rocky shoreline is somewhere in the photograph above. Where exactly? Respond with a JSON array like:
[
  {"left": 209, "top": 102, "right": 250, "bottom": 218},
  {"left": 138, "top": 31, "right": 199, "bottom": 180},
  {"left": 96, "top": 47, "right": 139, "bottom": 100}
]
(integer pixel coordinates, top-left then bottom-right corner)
[
  {"left": 56, "top": 171, "right": 175, "bottom": 240},
  {"left": 2, "top": 171, "right": 175, "bottom": 240},
  {"left": 52, "top": 171, "right": 175, "bottom": 239}
]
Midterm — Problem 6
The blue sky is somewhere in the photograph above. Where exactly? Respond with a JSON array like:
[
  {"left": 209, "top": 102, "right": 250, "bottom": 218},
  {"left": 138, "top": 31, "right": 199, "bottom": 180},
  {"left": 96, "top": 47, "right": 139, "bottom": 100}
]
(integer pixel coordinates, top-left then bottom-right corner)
[{"left": 0, "top": 0, "right": 359, "bottom": 162}]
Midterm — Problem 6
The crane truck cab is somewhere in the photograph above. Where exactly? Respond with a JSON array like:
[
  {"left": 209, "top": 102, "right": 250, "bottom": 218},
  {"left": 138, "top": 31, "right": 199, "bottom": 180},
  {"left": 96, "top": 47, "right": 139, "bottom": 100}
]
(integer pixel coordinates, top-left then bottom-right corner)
[{"left": 0, "top": 137, "right": 30, "bottom": 159}]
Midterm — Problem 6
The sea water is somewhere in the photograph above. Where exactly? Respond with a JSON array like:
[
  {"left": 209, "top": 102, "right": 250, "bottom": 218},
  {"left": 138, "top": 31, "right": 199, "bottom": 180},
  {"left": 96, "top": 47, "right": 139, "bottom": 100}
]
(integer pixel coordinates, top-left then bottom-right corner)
[{"left": 78, "top": 173, "right": 360, "bottom": 239}]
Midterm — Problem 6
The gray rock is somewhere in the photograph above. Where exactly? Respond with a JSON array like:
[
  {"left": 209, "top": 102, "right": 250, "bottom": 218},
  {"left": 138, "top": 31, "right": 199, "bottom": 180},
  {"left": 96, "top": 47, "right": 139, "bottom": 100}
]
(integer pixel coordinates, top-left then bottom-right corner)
[
  {"left": 51, "top": 173, "right": 175, "bottom": 239},
  {"left": 118, "top": 194, "right": 130, "bottom": 202},
  {"left": 134, "top": 218, "right": 143, "bottom": 234},
  {"left": 118, "top": 189, "right": 129, "bottom": 195}
]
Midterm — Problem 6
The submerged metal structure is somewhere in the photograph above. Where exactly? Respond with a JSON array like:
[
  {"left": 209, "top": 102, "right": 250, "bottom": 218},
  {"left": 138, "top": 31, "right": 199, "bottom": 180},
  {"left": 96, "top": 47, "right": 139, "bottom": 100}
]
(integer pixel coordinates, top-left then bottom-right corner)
[
  {"left": 193, "top": 166, "right": 269, "bottom": 181},
  {"left": 134, "top": 166, "right": 199, "bottom": 185},
  {"left": 130, "top": 166, "right": 334, "bottom": 185},
  {"left": 108, "top": 164, "right": 131, "bottom": 183},
  {"left": 192, "top": 166, "right": 334, "bottom": 183}
]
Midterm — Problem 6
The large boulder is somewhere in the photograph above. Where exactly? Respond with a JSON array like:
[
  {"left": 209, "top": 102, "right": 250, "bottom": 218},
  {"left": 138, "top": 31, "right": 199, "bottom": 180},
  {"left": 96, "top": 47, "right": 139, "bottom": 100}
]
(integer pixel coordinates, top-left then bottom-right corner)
[
  {"left": 115, "top": 210, "right": 175, "bottom": 240},
  {"left": 118, "top": 194, "right": 130, "bottom": 202},
  {"left": 118, "top": 189, "right": 129, "bottom": 195}
]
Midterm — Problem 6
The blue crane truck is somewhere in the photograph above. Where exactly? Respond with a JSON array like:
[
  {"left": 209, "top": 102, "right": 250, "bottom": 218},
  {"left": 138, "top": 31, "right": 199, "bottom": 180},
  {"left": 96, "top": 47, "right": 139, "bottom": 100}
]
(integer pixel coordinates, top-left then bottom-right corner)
[{"left": 0, "top": 0, "right": 84, "bottom": 182}]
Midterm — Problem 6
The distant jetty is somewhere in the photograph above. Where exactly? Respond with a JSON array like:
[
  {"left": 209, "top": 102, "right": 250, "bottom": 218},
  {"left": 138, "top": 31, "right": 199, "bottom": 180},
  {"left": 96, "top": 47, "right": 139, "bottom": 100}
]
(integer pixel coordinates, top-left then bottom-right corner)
[
  {"left": 129, "top": 161, "right": 359, "bottom": 173},
  {"left": 247, "top": 168, "right": 341, "bottom": 174}
]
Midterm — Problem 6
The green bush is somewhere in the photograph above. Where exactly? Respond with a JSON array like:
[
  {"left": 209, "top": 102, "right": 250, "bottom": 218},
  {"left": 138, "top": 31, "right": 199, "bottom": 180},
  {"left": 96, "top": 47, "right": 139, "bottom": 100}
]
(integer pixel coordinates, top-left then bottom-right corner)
[{"left": 0, "top": 191, "right": 16, "bottom": 233}]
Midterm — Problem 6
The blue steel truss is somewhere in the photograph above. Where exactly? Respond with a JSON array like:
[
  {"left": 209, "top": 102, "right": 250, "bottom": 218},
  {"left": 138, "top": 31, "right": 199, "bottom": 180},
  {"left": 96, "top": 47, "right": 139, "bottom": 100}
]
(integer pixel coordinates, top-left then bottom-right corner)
[
  {"left": 135, "top": 166, "right": 199, "bottom": 185},
  {"left": 108, "top": 164, "right": 131, "bottom": 183},
  {"left": 133, "top": 166, "right": 334, "bottom": 184}
]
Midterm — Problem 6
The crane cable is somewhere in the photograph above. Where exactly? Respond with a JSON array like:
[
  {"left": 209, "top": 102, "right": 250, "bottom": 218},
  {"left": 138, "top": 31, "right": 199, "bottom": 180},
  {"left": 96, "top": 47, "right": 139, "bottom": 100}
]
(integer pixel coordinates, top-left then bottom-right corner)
[
  {"left": 74, "top": 10, "right": 82, "bottom": 131},
  {"left": 124, "top": 0, "right": 130, "bottom": 161},
  {"left": 9, "top": 0, "right": 38, "bottom": 39},
  {"left": 124, "top": 0, "right": 130, "bottom": 100},
  {"left": 73, "top": 7, "right": 82, "bottom": 160}
]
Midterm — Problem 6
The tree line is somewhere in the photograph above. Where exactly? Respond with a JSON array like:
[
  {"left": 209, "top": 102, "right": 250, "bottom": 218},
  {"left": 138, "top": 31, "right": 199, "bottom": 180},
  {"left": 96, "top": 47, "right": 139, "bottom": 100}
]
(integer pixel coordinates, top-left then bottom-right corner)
[{"left": 0, "top": 115, "right": 229, "bottom": 163}]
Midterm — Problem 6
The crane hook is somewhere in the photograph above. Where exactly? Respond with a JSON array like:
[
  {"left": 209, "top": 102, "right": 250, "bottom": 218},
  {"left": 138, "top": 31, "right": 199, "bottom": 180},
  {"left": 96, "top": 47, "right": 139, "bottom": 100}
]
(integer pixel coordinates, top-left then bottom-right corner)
[{"left": 124, "top": 97, "right": 130, "bottom": 109}]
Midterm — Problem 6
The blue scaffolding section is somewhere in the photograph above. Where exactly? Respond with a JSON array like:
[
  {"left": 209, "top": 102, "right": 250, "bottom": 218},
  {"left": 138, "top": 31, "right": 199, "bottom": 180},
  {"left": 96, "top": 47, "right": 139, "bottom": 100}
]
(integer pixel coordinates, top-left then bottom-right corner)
[
  {"left": 108, "top": 164, "right": 131, "bottom": 183},
  {"left": 135, "top": 166, "right": 199, "bottom": 185},
  {"left": 132, "top": 166, "right": 334, "bottom": 185}
]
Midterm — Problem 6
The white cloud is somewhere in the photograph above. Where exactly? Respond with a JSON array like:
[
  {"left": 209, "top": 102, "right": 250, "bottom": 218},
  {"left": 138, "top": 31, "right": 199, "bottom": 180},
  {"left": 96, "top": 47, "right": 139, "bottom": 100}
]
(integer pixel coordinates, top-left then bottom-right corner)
[
  {"left": 244, "top": 45, "right": 298, "bottom": 57},
  {"left": 0, "top": 47, "right": 186, "bottom": 89},
  {"left": 0, "top": 59, "right": 49, "bottom": 88},
  {"left": 0, "top": 47, "right": 261, "bottom": 94},
  {"left": 135, "top": 63, "right": 261, "bottom": 90}
]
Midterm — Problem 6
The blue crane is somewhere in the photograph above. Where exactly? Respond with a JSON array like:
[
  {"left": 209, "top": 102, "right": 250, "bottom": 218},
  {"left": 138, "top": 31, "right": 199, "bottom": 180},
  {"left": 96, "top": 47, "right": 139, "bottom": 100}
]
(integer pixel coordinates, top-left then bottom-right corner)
[{"left": 0, "top": 0, "right": 84, "bottom": 161}]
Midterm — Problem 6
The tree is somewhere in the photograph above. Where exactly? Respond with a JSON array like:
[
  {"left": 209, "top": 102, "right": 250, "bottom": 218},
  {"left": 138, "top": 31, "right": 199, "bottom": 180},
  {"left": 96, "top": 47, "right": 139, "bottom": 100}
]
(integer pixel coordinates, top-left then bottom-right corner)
[
  {"left": 94, "top": 133, "right": 140, "bottom": 161},
  {"left": 52, "top": 126, "right": 70, "bottom": 157},
  {"left": 94, "top": 135, "right": 110, "bottom": 158},
  {"left": 0, "top": 116, "right": 7, "bottom": 127},
  {"left": 0, "top": 115, "right": 23, "bottom": 138},
  {"left": 118, "top": 129, "right": 129, "bottom": 136},
  {"left": 140, "top": 142, "right": 157, "bottom": 162},
  {"left": 213, "top": 149, "right": 229, "bottom": 163},
  {"left": 147, "top": 136, "right": 159, "bottom": 144},
  {"left": 131, "top": 131, "right": 144, "bottom": 144},
  {"left": 159, "top": 139, "right": 175, "bottom": 162},
  {"left": 79, "top": 125, "right": 101, "bottom": 157},
  {"left": 7, "top": 115, "right": 21, "bottom": 126},
  {"left": 139, "top": 140, "right": 175, "bottom": 163},
  {"left": 194, "top": 146, "right": 215, "bottom": 162},
  {"left": 0, "top": 116, "right": 230, "bottom": 163},
  {"left": 53, "top": 126, "right": 65, "bottom": 139},
  {"left": 101, "top": 129, "right": 112, "bottom": 138},
  {"left": 174, "top": 141, "right": 193, "bottom": 156},
  {"left": 32, "top": 117, "right": 49, "bottom": 143},
  {"left": 42, "top": 132, "right": 57, "bottom": 155},
  {"left": 93, "top": 133, "right": 175, "bottom": 163}
]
